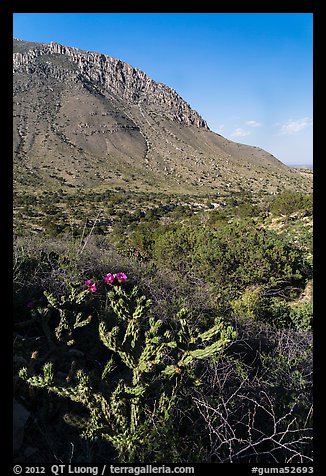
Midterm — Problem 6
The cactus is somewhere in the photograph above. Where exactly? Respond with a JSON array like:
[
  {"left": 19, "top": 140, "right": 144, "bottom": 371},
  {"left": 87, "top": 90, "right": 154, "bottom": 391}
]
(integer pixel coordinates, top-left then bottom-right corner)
[
  {"left": 160, "top": 308, "right": 236, "bottom": 376},
  {"left": 19, "top": 282, "right": 235, "bottom": 462},
  {"left": 30, "top": 286, "right": 92, "bottom": 347}
]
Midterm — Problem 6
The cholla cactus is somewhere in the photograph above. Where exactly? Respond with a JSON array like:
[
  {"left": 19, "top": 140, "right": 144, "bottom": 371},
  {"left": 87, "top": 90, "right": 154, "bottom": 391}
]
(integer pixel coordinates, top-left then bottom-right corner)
[
  {"left": 19, "top": 281, "right": 235, "bottom": 462},
  {"left": 33, "top": 286, "right": 92, "bottom": 346},
  {"left": 161, "top": 308, "right": 236, "bottom": 377}
]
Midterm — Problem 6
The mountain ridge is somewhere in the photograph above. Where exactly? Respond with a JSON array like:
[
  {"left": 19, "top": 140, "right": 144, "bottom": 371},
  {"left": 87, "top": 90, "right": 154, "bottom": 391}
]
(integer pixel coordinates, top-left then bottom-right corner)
[
  {"left": 13, "top": 39, "right": 312, "bottom": 194},
  {"left": 13, "top": 39, "right": 208, "bottom": 129}
]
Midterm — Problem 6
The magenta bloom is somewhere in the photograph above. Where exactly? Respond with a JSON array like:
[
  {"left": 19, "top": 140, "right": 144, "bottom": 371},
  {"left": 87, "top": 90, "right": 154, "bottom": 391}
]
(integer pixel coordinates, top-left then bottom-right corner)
[
  {"left": 26, "top": 301, "right": 34, "bottom": 309},
  {"left": 85, "top": 279, "right": 97, "bottom": 293},
  {"left": 104, "top": 273, "right": 115, "bottom": 284},
  {"left": 87, "top": 283, "right": 97, "bottom": 293},
  {"left": 116, "top": 272, "right": 127, "bottom": 282}
]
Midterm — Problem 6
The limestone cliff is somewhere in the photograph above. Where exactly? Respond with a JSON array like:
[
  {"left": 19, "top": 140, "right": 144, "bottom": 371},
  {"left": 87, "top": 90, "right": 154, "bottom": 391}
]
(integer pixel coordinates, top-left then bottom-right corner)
[
  {"left": 13, "top": 41, "right": 208, "bottom": 129},
  {"left": 13, "top": 39, "right": 312, "bottom": 194}
]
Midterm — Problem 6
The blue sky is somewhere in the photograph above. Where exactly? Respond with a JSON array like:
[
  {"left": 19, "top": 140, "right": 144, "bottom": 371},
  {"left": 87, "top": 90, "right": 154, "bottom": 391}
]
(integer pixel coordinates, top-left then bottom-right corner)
[{"left": 13, "top": 13, "right": 313, "bottom": 165}]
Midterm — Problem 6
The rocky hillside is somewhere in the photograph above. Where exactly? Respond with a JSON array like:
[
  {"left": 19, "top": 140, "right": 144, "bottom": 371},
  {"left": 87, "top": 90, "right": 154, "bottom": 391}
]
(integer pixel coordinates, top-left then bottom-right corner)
[{"left": 13, "top": 39, "right": 312, "bottom": 194}]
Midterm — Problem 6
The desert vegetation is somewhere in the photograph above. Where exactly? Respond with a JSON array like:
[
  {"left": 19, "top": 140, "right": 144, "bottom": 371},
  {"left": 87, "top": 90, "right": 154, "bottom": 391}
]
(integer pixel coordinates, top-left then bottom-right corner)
[{"left": 13, "top": 189, "right": 313, "bottom": 464}]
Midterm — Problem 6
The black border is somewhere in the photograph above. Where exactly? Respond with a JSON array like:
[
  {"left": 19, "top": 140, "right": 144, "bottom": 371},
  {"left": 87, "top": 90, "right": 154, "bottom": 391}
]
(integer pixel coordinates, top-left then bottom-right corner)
[{"left": 5, "top": 1, "right": 321, "bottom": 13}]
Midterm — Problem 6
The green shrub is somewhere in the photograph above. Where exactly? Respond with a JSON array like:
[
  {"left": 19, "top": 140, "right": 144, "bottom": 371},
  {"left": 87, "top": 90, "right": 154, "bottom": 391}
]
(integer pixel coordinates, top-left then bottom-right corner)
[
  {"left": 231, "top": 288, "right": 312, "bottom": 331},
  {"left": 206, "top": 209, "right": 228, "bottom": 226},
  {"left": 231, "top": 286, "right": 264, "bottom": 321},
  {"left": 151, "top": 221, "right": 311, "bottom": 300},
  {"left": 235, "top": 203, "right": 260, "bottom": 218},
  {"left": 259, "top": 297, "right": 293, "bottom": 329},
  {"left": 289, "top": 302, "right": 313, "bottom": 331},
  {"left": 269, "top": 192, "right": 313, "bottom": 216}
]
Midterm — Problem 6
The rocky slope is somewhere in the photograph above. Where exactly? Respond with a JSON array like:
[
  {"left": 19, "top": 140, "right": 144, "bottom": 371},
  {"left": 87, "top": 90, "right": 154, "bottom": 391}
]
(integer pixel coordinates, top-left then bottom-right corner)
[{"left": 13, "top": 39, "right": 312, "bottom": 194}]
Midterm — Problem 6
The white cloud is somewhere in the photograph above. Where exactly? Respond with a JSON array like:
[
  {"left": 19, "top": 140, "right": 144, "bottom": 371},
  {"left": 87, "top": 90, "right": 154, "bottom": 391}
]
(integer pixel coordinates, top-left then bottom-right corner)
[
  {"left": 280, "top": 117, "right": 313, "bottom": 135},
  {"left": 216, "top": 124, "right": 225, "bottom": 132},
  {"left": 245, "top": 120, "right": 262, "bottom": 127},
  {"left": 231, "top": 128, "right": 251, "bottom": 137}
]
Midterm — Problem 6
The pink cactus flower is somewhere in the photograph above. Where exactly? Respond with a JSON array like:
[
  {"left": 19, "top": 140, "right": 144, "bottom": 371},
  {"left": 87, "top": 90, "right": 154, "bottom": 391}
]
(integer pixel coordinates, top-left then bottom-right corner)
[
  {"left": 116, "top": 272, "right": 127, "bottom": 282},
  {"left": 87, "top": 283, "right": 97, "bottom": 293},
  {"left": 85, "top": 279, "right": 93, "bottom": 286},
  {"left": 104, "top": 273, "right": 115, "bottom": 284}
]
